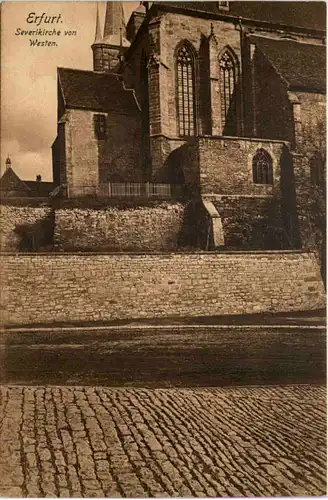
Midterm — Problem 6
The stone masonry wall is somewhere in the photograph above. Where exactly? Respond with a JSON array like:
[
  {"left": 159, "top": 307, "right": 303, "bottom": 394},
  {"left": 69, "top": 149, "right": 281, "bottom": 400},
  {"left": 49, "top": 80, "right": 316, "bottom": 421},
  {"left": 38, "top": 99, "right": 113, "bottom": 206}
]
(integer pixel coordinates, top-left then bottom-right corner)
[
  {"left": 159, "top": 12, "right": 241, "bottom": 138},
  {"left": 296, "top": 92, "right": 326, "bottom": 154},
  {"left": 98, "top": 109, "right": 143, "bottom": 184},
  {"left": 292, "top": 92, "right": 325, "bottom": 201},
  {"left": 1, "top": 251, "right": 325, "bottom": 325},
  {"left": 291, "top": 92, "right": 326, "bottom": 262},
  {"left": 198, "top": 137, "right": 285, "bottom": 196},
  {"left": 0, "top": 204, "right": 53, "bottom": 252},
  {"left": 54, "top": 203, "right": 185, "bottom": 251},
  {"left": 64, "top": 108, "right": 143, "bottom": 197},
  {"left": 124, "top": 10, "right": 242, "bottom": 141},
  {"left": 64, "top": 109, "right": 99, "bottom": 194},
  {"left": 211, "top": 195, "right": 285, "bottom": 249}
]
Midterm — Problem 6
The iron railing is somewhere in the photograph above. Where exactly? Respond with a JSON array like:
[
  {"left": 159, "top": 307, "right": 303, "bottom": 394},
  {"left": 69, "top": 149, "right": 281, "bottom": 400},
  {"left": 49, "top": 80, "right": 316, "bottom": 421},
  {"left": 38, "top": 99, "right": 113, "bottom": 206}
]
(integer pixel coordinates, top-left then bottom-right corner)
[{"left": 66, "top": 183, "right": 180, "bottom": 199}]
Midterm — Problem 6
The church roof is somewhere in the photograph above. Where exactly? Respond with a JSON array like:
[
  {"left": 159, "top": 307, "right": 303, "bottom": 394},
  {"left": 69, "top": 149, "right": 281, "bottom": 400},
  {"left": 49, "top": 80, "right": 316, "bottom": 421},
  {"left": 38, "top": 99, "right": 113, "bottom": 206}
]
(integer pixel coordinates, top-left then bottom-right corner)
[
  {"left": 250, "top": 36, "right": 326, "bottom": 92},
  {"left": 58, "top": 68, "right": 140, "bottom": 113},
  {"left": 93, "top": 2, "right": 130, "bottom": 48},
  {"left": 25, "top": 181, "right": 54, "bottom": 197},
  {"left": 0, "top": 167, "right": 31, "bottom": 195},
  {"left": 100, "top": 34, "right": 130, "bottom": 47},
  {"left": 154, "top": 2, "right": 326, "bottom": 32},
  {"left": 103, "top": 2, "right": 126, "bottom": 39},
  {"left": 0, "top": 167, "right": 54, "bottom": 197}
]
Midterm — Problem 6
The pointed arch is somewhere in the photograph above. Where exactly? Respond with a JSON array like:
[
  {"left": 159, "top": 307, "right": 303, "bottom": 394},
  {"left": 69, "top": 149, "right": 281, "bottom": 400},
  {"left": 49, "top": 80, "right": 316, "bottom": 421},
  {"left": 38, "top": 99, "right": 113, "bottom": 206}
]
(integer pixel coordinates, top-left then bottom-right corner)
[
  {"left": 252, "top": 148, "right": 273, "bottom": 184},
  {"left": 175, "top": 40, "right": 197, "bottom": 137},
  {"left": 219, "top": 46, "right": 239, "bottom": 135}
]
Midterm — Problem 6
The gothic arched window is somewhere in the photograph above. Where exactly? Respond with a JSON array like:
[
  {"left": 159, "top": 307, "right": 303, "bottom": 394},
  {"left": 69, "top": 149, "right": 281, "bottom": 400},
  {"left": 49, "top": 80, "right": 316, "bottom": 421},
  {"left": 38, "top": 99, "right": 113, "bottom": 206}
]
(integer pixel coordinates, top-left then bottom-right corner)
[
  {"left": 252, "top": 149, "right": 273, "bottom": 184},
  {"left": 310, "top": 152, "right": 324, "bottom": 186},
  {"left": 176, "top": 44, "right": 196, "bottom": 137},
  {"left": 219, "top": 49, "right": 238, "bottom": 135}
]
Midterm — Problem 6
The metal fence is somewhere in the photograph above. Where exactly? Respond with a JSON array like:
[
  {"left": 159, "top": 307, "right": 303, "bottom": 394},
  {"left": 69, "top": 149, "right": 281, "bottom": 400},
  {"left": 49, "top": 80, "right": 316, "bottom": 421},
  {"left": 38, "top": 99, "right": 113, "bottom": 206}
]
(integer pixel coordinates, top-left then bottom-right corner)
[{"left": 67, "top": 183, "right": 179, "bottom": 199}]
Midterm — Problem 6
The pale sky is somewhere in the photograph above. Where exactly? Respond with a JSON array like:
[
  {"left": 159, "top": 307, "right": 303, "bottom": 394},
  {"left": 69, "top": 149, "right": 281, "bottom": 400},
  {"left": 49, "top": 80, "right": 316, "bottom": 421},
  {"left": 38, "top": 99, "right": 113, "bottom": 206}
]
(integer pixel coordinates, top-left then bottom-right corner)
[{"left": 1, "top": 1, "right": 139, "bottom": 180}]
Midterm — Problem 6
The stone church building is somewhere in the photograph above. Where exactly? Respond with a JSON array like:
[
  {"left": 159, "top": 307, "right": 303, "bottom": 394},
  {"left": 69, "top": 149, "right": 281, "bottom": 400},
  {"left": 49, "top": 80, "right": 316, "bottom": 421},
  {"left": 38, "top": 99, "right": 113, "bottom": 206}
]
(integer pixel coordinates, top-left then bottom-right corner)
[
  {"left": 2, "top": 1, "right": 326, "bottom": 326},
  {"left": 52, "top": 1, "right": 326, "bottom": 250}
]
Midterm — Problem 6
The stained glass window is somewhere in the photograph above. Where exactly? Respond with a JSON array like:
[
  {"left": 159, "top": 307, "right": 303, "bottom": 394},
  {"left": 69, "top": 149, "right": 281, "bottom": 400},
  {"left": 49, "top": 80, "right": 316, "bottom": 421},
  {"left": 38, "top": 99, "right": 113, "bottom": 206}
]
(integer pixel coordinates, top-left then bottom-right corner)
[
  {"left": 252, "top": 149, "right": 273, "bottom": 184},
  {"left": 219, "top": 50, "right": 237, "bottom": 135},
  {"left": 177, "top": 44, "right": 196, "bottom": 137}
]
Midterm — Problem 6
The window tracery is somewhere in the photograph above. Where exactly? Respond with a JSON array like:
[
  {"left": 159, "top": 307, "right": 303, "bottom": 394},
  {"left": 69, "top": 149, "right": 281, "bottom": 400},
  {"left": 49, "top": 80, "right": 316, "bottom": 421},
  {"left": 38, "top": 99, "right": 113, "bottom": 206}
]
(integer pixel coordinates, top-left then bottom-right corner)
[
  {"left": 252, "top": 149, "right": 273, "bottom": 184},
  {"left": 177, "top": 44, "right": 196, "bottom": 136}
]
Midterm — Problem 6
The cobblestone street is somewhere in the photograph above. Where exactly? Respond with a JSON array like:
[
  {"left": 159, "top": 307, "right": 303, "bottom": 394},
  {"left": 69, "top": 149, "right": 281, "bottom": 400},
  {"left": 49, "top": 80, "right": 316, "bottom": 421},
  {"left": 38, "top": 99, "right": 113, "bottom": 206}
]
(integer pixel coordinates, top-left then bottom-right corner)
[{"left": 0, "top": 385, "right": 326, "bottom": 497}]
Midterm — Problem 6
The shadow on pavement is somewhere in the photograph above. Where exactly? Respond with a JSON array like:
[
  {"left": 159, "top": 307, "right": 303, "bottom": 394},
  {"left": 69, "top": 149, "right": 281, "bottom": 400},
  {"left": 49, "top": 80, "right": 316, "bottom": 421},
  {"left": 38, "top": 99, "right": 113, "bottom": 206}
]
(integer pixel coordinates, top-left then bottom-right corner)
[{"left": 0, "top": 326, "right": 326, "bottom": 387}]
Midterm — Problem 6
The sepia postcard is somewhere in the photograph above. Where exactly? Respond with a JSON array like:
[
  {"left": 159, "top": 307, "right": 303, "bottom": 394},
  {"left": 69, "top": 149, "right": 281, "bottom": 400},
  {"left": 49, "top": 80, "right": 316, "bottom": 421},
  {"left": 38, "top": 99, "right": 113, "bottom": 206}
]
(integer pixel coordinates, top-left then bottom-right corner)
[{"left": 0, "top": 0, "right": 326, "bottom": 497}]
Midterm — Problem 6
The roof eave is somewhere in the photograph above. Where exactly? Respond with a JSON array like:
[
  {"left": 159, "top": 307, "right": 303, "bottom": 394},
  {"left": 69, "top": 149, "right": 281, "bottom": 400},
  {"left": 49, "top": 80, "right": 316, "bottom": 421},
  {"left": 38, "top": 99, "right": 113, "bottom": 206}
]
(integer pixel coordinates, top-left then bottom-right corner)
[
  {"left": 1, "top": 168, "right": 32, "bottom": 192},
  {"left": 254, "top": 45, "right": 290, "bottom": 90},
  {"left": 151, "top": 2, "right": 325, "bottom": 37},
  {"left": 64, "top": 104, "right": 140, "bottom": 115},
  {"left": 57, "top": 68, "right": 67, "bottom": 109},
  {"left": 289, "top": 85, "right": 326, "bottom": 94}
]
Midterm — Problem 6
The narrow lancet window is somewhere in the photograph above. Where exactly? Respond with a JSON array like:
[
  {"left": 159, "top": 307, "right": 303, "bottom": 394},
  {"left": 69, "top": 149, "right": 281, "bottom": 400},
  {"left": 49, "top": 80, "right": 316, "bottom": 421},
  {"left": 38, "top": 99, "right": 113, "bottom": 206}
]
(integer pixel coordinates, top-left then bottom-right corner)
[
  {"left": 219, "top": 50, "right": 237, "bottom": 135},
  {"left": 177, "top": 44, "right": 196, "bottom": 137},
  {"left": 252, "top": 149, "right": 273, "bottom": 184}
]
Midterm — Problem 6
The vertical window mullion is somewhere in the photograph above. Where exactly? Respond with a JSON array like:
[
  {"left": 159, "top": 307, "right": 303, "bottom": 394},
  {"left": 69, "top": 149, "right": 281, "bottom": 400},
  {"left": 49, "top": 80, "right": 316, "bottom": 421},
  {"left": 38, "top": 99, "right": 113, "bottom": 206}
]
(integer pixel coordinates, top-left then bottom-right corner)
[
  {"left": 224, "top": 71, "right": 227, "bottom": 121},
  {"left": 220, "top": 51, "right": 237, "bottom": 135},
  {"left": 187, "top": 63, "right": 191, "bottom": 135},
  {"left": 252, "top": 149, "right": 273, "bottom": 185},
  {"left": 178, "top": 63, "right": 182, "bottom": 135},
  {"left": 177, "top": 45, "right": 195, "bottom": 137},
  {"left": 181, "top": 62, "right": 185, "bottom": 135},
  {"left": 187, "top": 64, "right": 190, "bottom": 135},
  {"left": 191, "top": 65, "right": 194, "bottom": 133}
]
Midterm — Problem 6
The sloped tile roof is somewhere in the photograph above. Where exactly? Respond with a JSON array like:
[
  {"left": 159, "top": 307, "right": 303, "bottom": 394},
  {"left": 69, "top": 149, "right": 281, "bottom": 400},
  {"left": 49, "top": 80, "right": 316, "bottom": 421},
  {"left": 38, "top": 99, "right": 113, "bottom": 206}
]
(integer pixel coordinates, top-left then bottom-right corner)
[
  {"left": 0, "top": 168, "right": 55, "bottom": 197},
  {"left": 25, "top": 181, "right": 54, "bottom": 197},
  {"left": 0, "top": 167, "right": 31, "bottom": 194},
  {"left": 251, "top": 36, "right": 326, "bottom": 92},
  {"left": 58, "top": 68, "right": 140, "bottom": 113},
  {"left": 155, "top": 2, "right": 326, "bottom": 31},
  {"left": 229, "top": 1, "right": 325, "bottom": 31}
]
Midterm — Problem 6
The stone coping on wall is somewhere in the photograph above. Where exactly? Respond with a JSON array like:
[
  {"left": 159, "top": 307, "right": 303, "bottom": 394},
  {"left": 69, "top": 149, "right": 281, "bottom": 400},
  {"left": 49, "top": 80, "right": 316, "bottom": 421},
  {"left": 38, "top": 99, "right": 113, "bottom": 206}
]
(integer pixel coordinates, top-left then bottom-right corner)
[
  {"left": 53, "top": 198, "right": 186, "bottom": 208},
  {"left": 150, "top": 133, "right": 290, "bottom": 146},
  {"left": 199, "top": 135, "right": 290, "bottom": 145},
  {"left": 0, "top": 198, "right": 51, "bottom": 206},
  {"left": 0, "top": 249, "right": 312, "bottom": 257},
  {"left": 203, "top": 193, "right": 275, "bottom": 198}
]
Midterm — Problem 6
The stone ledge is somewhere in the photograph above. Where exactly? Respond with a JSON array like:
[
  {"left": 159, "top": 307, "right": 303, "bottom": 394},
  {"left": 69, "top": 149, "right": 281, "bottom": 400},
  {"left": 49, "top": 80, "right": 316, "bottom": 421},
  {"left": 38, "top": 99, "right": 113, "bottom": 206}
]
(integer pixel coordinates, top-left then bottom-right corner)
[{"left": 0, "top": 249, "right": 313, "bottom": 257}]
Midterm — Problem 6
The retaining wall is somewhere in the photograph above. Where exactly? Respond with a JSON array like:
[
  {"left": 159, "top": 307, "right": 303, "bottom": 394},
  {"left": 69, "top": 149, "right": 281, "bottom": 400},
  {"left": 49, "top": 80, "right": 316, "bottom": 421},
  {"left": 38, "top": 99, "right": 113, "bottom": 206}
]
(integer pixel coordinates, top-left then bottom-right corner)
[
  {"left": 0, "top": 204, "right": 52, "bottom": 252},
  {"left": 1, "top": 251, "right": 325, "bottom": 326},
  {"left": 54, "top": 203, "right": 185, "bottom": 251}
]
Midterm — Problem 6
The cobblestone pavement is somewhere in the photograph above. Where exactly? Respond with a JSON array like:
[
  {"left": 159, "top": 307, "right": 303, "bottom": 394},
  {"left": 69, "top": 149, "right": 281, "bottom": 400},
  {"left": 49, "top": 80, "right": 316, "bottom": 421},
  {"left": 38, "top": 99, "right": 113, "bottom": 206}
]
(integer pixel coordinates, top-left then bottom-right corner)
[{"left": 0, "top": 385, "right": 326, "bottom": 497}]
